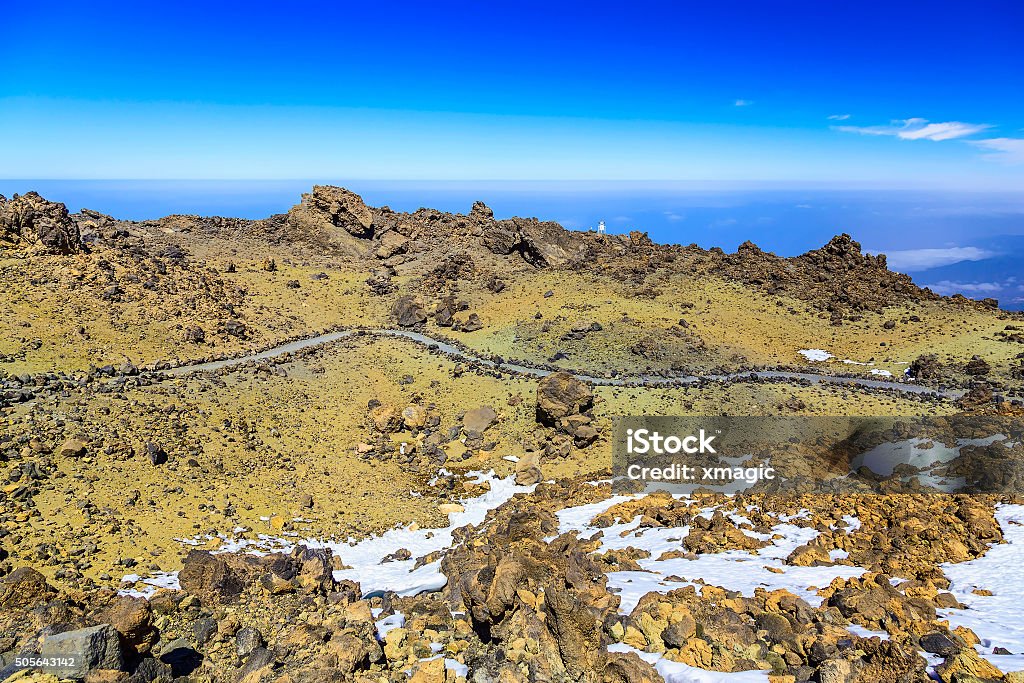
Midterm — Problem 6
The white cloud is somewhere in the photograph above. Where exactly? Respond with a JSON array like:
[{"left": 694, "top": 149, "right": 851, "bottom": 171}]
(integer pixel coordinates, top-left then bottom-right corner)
[
  {"left": 835, "top": 117, "right": 990, "bottom": 141},
  {"left": 924, "top": 280, "right": 1005, "bottom": 296},
  {"left": 827, "top": 114, "right": 851, "bottom": 121},
  {"left": 970, "top": 137, "right": 1024, "bottom": 164},
  {"left": 870, "top": 246, "right": 994, "bottom": 271},
  {"left": 734, "top": 99, "right": 753, "bottom": 107}
]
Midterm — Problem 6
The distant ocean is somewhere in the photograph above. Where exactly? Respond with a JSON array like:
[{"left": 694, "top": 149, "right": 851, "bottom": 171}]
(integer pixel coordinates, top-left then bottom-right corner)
[{"left": 3, "top": 180, "right": 1023, "bottom": 310}]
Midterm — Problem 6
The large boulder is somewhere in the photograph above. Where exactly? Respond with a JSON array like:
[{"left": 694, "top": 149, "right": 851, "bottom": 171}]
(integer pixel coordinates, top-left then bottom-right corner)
[
  {"left": 39, "top": 624, "right": 124, "bottom": 678},
  {"left": 393, "top": 295, "right": 427, "bottom": 327},
  {"left": 536, "top": 372, "right": 593, "bottom": 425},
  {"left": 99, "top": 594, "right": 157, "bottom": 654},
  {"left": 480, "top": 217, "right": 586, "bottom": 268},
  {"left": 177, "top": 550, "right": 246, "bottom": 603},
  {"left": 0, "top": 192, "right": 82, "bottom": 254},
  {"left": 908, "top": 354, "right": 943, "bottom": 380},
  {"left": 375, "top": 230, "right": 409, "bottom": 259},
  {"left": 307, "top": 185, "right": 374, "bottom": 237},
  {"left": 0, "top": 566, "right": 56, "bottom": 609},
  {"left": 463, "top": 405, "right": 497, "bottom": 436}
]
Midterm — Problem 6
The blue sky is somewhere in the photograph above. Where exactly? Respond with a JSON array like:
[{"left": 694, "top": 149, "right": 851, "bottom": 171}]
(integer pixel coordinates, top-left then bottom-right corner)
[{"left": 1, "top": 1, "right": 1022, "bottom": 186}]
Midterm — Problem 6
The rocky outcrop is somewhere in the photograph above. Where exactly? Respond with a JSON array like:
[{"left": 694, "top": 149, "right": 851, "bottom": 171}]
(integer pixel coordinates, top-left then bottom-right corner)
[
  {"left": 39, "top": 624, "right": 124, "bottom": 678},
  {"left": 441, "top": 486, "right": 659, "bottom": 682},
  {"left": 0, "top": 192, "right": 82, "bottom": 254},
  {"left": 481, "top": 216, "right": 587, "bottom": 267},
  {"left": 715, "top": 233, "right": 938, "bottom": 313},
  {"left": 304, "top": 185, "right": 374, "bottom": 238},
  {"left": 0, "top": 566, "right": 56, "bottom": 609}
]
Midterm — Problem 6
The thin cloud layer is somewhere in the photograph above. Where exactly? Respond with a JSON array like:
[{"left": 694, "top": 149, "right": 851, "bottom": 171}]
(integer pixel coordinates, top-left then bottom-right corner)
[
  {"left": 924, "top": 279, "right": 1016, "bottom": 296},
  {"left": 836, "top": 118, "right": 990, "bottom": 141},
  {"left": 971, "top": 137, "right": 1024, "bottom": 164},
  {"left": 872, "top": 246, "right": 994, "bottom": 272}
]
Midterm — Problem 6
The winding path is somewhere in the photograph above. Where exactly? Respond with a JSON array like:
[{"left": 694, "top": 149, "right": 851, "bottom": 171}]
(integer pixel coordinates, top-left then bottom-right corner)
[{"left": 161, "top": 328, "right": 978, "bottom": 401}]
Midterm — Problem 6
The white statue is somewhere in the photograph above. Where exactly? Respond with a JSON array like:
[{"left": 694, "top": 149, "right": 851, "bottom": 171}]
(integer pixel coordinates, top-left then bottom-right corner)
[{"left": 597, "top": 220, "right": 606, "bottom": 235}]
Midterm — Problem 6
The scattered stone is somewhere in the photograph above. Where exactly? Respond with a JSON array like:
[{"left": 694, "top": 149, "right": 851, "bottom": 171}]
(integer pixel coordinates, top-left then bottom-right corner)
[
  {"left": 144, "top": 441, "right": 167, "bottom": 465},
  {"left": 235, "top": 626, "right": 265, "bottom": 658},
  {"left": 59, "top": 437, "right": 87, "bottom": 458},
  {"left": 463, "top": 405, "right": 497, "bottom": 435},
  {"left": 514, "top": 450, "right": 542, "bottom": 485}
]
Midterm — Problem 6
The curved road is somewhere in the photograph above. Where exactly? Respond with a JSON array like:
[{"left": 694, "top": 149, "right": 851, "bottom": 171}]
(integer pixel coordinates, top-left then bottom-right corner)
[{"left": 161, "top": 328, "right": 979, "bottom": 401}]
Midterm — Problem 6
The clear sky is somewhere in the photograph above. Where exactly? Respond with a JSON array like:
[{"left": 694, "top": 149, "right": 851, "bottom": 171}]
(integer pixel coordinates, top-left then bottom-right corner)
[{"left": 1, "top": 1, "right": 1022, "bottom": 187}]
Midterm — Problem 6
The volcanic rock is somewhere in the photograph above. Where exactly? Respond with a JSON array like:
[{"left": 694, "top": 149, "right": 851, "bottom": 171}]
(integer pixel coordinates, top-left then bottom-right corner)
[
  {"left": 177, "top": 550, "right": 245, "bottom": 604},
  {"left": 0, "top": 566, "right": 56, "bottom": 609},
  {"left": 0, "top": 192, "right": 82, "bottom": 254},
  {"left": 463, "top": 405, "right": 498, "bottom": 435},
  {"left": 537, "top": 372, "right": 593, "bottom": 425},
  {"left": 99, "top": 594, "right": 157, "bottom": 654},
  {"left": 306, "top": 185, "right": 374, "bottom": 238},
  {"left": 39, "top": 624, "right": 124, "bottom": 679},
  {"left": 394, "top": 295, "right": 427, "bottom": 327}
]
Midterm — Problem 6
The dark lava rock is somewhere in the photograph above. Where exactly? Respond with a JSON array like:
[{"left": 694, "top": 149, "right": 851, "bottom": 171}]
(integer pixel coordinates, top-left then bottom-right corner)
[
  {"left": 177, "top": 550, "right": 245, "bottom": 603},
  {"left": 965, "top": 356, "right": 991, "bottom": 376},
  {"left": 393, "top": 295, "right": 427, "bottom": 327},
  {"left": 908, "top": 354, "right": 943, "bottom": 380},
  {"left": 193, "top": 616, "right": 218, "bottom": 646},
  {"left": 159, "top": 638, "right": 203, "bottom": 676},
  {"left": 145, "top": 441, "right": 167, "bottom": 465},
  {"left": 919, "top": 631, "right": 964, "bottom": 657},
  {"left": 184, "top": 326, "right": 206, "bottom": 344}
]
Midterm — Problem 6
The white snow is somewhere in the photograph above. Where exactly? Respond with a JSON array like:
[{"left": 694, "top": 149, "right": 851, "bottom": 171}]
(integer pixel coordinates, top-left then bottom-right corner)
[
  {"left": 553, "top": 496, "right": 866, "bottom": 613},
  {"left": 306, "top": 471, "right": 534, "bottom": 597},
  {"left": 850, "top": 435, "right": 1008, "bottom": 489},
  {"left": 941, "top": 504, "right": 1024, "bottom": 654},
  {"left": 841, "top": 515, "right": 862, "bottom": 531},
  {"left": 375, "top": 611, "right": 406, "bottom": 639},
  {"left": 445, "top": 659, "right": 470, "bottom": 677},
  {"left": 118, "top": 571, "right": 181, "bottom": 599},
  {"left": 609, "top": 644, "right": 770, "bottom": 682},
  {"left": 798, "top": 349, "right": 898, "bottom": 375},
  {"left": 846, "top": 624, "right": 889, "bottom": 640},
  {"left": 119, "top": 471, "right": 532, "bottom": 601}
]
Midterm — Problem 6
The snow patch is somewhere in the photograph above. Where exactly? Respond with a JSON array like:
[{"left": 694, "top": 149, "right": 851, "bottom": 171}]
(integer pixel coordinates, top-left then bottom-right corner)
[
  {"left": 609, "top": 644, "right": 770, "bottom": 682},
  {"left": 941, "top": 504, "right": 1024, "bottom": 654}
]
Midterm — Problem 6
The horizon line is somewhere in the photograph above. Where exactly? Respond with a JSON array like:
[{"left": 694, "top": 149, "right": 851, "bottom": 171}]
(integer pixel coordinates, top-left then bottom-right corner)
[{"left": 1, "top": 178, "right": 1020, "bottom": 192}]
